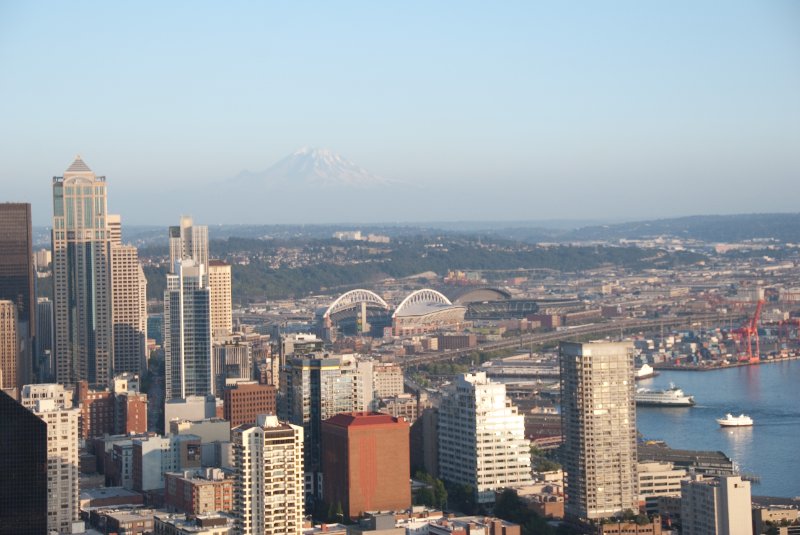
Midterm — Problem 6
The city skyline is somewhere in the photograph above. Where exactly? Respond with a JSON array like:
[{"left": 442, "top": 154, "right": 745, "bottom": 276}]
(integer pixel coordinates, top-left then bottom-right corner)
[{"left": 2, "top": 2, "right": 799, "bottom": 224}]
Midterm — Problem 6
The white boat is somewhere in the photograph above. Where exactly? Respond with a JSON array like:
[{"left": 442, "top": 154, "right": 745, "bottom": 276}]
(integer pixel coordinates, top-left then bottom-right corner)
[
  {"left": 635, "top": 364, "right": 658, "bottom": 380},
  {"left": 716, "top": 413, "right": 753, "bottom": 427},
  {"left": 635, "top": 383, "right": 695, "bottom": 406}
]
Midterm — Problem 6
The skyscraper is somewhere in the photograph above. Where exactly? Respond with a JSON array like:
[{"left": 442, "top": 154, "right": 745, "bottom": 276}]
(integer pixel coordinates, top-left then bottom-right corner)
[
  {"left": 279, "top": 354, "right": 359, "bottom": 499},
  {"left": 560, "top": 341, "right": 638, "bottom": 521},
  {"left": 208, "top": 260, "right": 232, "bottom": 337},
  {"left": 0, "top": 390, "right": 47, "bottom": 535},
  {"left": 0, "top": 301, "right": 18, "bottom": 396},
  {"left": 51, "top": 157, "right": 113, "bottom": 387},
  {"left": 110, "top": 242, "right": 148, "bottom": 374},
  {"left": 21, "top": 383, "right": 80, "bottom": 534},
  {"left": 0, "top": 202, "right": 35, "bottom": 387},
  {"left": 36, "top": 297, "right": 55, "bottom": 382},
  {"left": 233, "top": 415, "right": 304, "bottom": 535},
  {"left": 438, "top": 372, "right": 532, "bottom": 504},
  {"left": 164, "top": 260, "right": 212, "bottom": 400},
  {"left": 169, "top": 216, "right": 208, "bottom": 274}
]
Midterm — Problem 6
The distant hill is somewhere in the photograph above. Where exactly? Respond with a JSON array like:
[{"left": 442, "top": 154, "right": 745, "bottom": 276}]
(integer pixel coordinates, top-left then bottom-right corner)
[{"left": 562, "top": 213, "right": 800, "bottom": 243}]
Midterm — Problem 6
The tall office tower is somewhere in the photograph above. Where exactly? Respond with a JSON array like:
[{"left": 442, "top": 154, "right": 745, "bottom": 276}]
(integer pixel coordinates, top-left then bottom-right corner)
[
  {"left": 0, "top": 203, "right": 35, "bottom": 387},
  {"left": 233, "top": 415, "right": 304, "bottom": 535},
  {"left": 52, "top": 156, "right": 113, "bottom": 387},
  {"left": 110, "top": 243, "right": 147, "bottom": 374},
  {"left": 21, "top": 383, "right": 80, "bottom": 534},
  {"left": 560, "top": 341, "right": 638, "bottom": 521},
  {"left": 438, "top": 372, "right": 532, "bottom": 504},
  {"left": 169, "top": 216, "right": 208, "bottom": 274},
  {"left": 279, "top": 354, "right": 358, "bottom": 500},
  {"left": 0, "top": 301, "right": 18, "bottom": 395},
  {"left": 681, "top": 475, "right": 752, "bottom": 535},
  {"left": 0, "top": 390, "right": 47, "bottom": 535},
  {"left": 322, "top": 412, "right": 411, "bottom": 520},
  {"left": 223, "top": 381, "right": 277, "bottom": 428},
  {"left": 208, "top": 260, "right": 232, "bottom": 337},
  {"left": 164, "top": 260, "right": 212, "bottom": 400},
  {"left": 36, "top": 297, "right": 55, "bottom": 381}
]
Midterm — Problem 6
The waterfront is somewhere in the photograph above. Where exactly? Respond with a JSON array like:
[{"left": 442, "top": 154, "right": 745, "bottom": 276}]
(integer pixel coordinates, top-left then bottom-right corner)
[{"left": 636, "top": 358, "right": 800, "bottom": 497}]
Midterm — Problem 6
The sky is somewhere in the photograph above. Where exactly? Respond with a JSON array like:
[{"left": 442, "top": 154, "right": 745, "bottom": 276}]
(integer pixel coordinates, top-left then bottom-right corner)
[{"left": 1, "top": 1, "right": 799, "bottom": 225}]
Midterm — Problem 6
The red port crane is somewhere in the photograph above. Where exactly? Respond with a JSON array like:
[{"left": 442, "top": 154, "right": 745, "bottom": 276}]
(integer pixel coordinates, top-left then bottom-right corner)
[{"left": 732, "top": 299, "right": 764, "bottom": 363}]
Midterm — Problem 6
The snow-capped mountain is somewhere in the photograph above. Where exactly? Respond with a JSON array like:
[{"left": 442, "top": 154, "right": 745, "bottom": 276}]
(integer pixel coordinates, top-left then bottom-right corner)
[{"left": 235, "top": 147, "right": 389, "bottom": 188}]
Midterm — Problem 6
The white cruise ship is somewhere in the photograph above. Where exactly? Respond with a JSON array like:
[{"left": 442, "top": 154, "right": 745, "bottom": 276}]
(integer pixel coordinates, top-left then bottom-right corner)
[
  {"left": 716, "top": 413, "right": 754, "bottom": 427},
  {"left": 635, "top": 383, "right": 695, "bottom": 407}
]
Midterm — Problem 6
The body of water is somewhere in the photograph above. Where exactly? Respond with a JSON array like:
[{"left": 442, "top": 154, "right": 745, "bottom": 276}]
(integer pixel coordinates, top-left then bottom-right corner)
[{"left": 636, "top": 358, "right": 800, "bottom": 498}]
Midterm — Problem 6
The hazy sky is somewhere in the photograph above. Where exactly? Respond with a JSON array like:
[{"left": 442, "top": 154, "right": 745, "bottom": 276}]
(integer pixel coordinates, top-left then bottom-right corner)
[{"left": 1, "top": 1, "right": 799, "bottom": 225}]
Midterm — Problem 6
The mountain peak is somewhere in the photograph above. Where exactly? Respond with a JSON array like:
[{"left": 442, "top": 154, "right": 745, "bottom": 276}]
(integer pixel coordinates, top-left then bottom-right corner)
[{"left": 236, "top": 147, "right": 388, "bottom": 188}]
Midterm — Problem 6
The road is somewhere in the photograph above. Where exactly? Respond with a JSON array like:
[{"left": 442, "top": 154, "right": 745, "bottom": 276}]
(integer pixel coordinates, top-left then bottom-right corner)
[{"left": 399, "top": 312, "right": 745, "bottom": 368}]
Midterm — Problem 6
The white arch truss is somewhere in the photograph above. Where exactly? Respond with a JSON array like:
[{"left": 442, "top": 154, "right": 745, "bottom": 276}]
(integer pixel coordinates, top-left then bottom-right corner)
[
  {"left": 392, "top": 288, "right": 452, "bottom": 318},
  {"left": 323, "top": 289, "right": 390, "bottom": 319}
]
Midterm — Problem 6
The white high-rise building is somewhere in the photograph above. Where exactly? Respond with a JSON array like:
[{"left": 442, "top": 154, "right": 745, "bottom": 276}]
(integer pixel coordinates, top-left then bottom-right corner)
[
  {"left": 164, "top": 260, "right": 212, "bottom": 400},
  {"left": 21, "top": 383, "right": 80, "bottom": 534},
  {"left": 169, "top": 216, "right": 208, "bottom": 274},
  {"left": 208, "top": 260, "right": 232, "bottom": 337},
  {"left": 233, "top": 415, "right": 304, "bottom": 535},
  {"left": 111, "top": 243, "right": 147, "bottom": 375},
  {"left": 681, "top": 475, "right": 752, "bottom": 535},
  {"left": 51, "top": 156, "right": 113, "bottom": 387},
  {"left": 560, "top": 341, "right": 638, "bottom": 520},
  {"left": 0, "top": 300, "right": 18, "bottom": 394},
  {"left": 438, "top": 372, "right": 532, "bottom": 503}
]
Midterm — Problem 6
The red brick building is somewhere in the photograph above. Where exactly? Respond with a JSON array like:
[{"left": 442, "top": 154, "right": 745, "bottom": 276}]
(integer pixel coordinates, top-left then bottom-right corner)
[
  {"left": 222, "top": 381, "right": 276, "bottom": 428},
  {"left": 322, "top": 412, "right": 411, "bottom": 520},
  {"left": 77, "top": 380, "right": 148, "bottom": 439},
  {"left": 164, "top": 468, "right": 234, "bottom": 515}
]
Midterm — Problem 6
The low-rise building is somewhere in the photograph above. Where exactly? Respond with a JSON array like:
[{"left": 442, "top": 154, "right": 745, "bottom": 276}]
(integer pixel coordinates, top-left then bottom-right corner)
[
  {"left": 165, "top": 468, "right": 234, "bottom": 515},
  {"left": 154, "top": 513, "right": 234, "bottom": 535}
]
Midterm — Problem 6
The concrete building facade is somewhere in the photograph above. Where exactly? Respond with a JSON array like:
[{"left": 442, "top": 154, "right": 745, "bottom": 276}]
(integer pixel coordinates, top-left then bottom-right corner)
[
  {"left": 208, "top": 260, "right": 232, "bottom": 337},
  {"left": 560, "top": 342, "right": 638, "bottom": 520},
  {"left": 233, "top": 415, "right": 304, "bottom": 535},
  {"left": 21, "top": 383, "right": 80, "bottom": 534},
  {"left": 438, "top": 372, "right": 532, "bottom": 503},
  {"left": 111, "top": 242, "right": 148, "bottom": 375},
  {"left": 680, "top": 475, "right": 752, "bottom": 535}
]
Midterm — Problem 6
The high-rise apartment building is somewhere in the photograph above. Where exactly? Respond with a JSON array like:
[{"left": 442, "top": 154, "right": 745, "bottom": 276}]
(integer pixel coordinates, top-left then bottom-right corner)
[
  {"left": 279, "top": 354, "right": 358, "bottom": 498},
  {"left": 438, "top": 372, "right": 532, "bottom": 503},
  {"left": 680, "top": 475, "right": 752, "bottom": 535},
  {"left": 208, "top": 260, "right": 232, "bottom": 337},
  {"left": 0, "top": 203, "right": 35, "bottom": 387},
  {"left": 233, "top": 415, "right": 304, "bottom": 535},
  {"left": 322, "top": 412, "right": 411, "bottom": 519},
  {"left": 164, "top": 260, "right": 212, "bottom": 400},
  {"left": 560, "top": 341, "right": 638, "bottom": 521},
  {"left": 0, "top": 301, "right": 18, "bottom": 395},
  {"left": 169, "top": 216, "right": 208, "bottom": 274},
  {"left": 21, "top": 383, "right": 80, "bottom": 534},
  {"left": 0, "top": 390, "right": 47, "bottom": 535},
  {"left": 111, "top": 242, "right": 148, "bottom": 375},
  {"left": 36, "top": 297, "right": 55, "bottom": 381},
  {"left": 52, "top": 157, "right": 113, "bottom": 387}
]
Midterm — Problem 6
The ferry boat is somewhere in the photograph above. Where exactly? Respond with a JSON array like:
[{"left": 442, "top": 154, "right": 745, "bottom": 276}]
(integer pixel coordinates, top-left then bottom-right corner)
[
  {"left": 635, "top": 383, "right": 695, "bottom": 407},
  {"left": 716, "top": 413, "right": 754, "bottom": 427}
]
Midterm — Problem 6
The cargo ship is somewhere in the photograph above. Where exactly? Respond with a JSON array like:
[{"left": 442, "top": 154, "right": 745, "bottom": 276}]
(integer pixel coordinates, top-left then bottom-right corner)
[{"left": 635, "top": 383, "right": 695, "bottom": 406}]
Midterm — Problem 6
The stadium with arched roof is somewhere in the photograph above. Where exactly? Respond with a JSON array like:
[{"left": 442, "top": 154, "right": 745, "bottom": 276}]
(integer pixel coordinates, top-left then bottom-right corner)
[
  {"left": 392, "top": 288, "right": 468, "bottom": 336},
  {"left": 316, "top": 289, "right": 392, "bottom": 339}
]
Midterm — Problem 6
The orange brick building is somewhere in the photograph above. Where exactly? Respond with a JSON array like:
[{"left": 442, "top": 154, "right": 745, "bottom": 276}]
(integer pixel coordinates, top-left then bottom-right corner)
[
  {"left": 222, "top": 381, "right": 276, "bottom": 428},
  {"left": 322, "top": 412, "right": 411, "bottom": 520}
]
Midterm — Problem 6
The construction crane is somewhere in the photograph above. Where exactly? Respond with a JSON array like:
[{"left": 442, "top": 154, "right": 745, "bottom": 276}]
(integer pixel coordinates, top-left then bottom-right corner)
[{"left": 732, "top": 299, "right": 765, "bottom": 363}]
